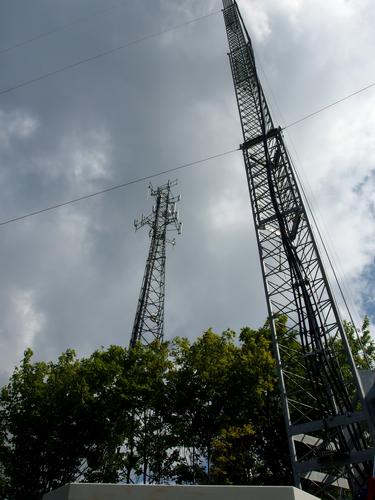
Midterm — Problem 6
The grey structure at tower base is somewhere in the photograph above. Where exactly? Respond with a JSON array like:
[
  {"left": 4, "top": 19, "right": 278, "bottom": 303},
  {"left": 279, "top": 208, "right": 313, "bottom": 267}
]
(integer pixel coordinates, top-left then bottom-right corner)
[{"left": 43, "top": 484, "right": 319, "bottom": 500}]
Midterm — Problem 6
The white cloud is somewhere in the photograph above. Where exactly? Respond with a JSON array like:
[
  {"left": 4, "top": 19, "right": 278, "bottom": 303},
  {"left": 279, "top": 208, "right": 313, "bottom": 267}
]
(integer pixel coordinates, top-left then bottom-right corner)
[
  {"left": 240, "top": 1, "right": 271, "bottom": 43},
  {"left": 57, "top": 208, "right": 93, "bottom": 257},
  {"left": 209, "top": 187, "right": 249, "bottom": 231},
  {"left": 0, "top": 289, "right": 45, "bottom": 374},
  {"left": 0, "top": 108, "right": 38, "bottom": 147},
  {"left": 71, "top": 130, "right": 112, "bottom": 182},
  {"left": 283, "top": 92, "right": 375, "bottom": 323},
  {"left": 36, "top": 127, "right": 113, "bottom": 186},
  {"left": 13, "top": 290, "right": 44, "bottom": 347},
  {"left": 240, "top": 0, "right": 370, "bottom": 55}
]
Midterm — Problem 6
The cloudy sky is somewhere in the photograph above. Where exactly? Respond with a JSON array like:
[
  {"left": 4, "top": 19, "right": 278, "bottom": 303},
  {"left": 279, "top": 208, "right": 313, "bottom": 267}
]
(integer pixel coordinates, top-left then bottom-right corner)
[{"left": 0, "top": 0, "right": 374, "bottom": 381}]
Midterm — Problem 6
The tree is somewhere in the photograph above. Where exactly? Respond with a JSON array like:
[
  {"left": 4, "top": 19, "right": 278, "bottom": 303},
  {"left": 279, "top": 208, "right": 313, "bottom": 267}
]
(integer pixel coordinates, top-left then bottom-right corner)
[
  {"left": 344, "top": 317, "right": 375, "bottom": 369},
  {"left": 0, "top": 348, "right": 86, "bottom": 499},
  {"left": 119, "top": 340, "right": 172, "bottom": 484},
  {"left": 204, "top": 316, "right": 295, "bottom": 486},
  {"left": 165, "top": 322, "right": 288, "bottom": 485},
  {"left": 0, "top": 341, "right": 172, "bottom": 497},
  {"left": 1, "top": 316, "right": 373, "bottom": 498}
]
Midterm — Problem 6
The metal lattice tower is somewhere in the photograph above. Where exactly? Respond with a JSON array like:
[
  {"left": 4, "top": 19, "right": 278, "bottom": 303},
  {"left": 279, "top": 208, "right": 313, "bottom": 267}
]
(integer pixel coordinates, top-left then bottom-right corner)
[
  {"left": 222, "top": 1, "right": 375, "bottom": 497},
  {"left": 130, "top": 180, "right": 182, "bottom": 348}
]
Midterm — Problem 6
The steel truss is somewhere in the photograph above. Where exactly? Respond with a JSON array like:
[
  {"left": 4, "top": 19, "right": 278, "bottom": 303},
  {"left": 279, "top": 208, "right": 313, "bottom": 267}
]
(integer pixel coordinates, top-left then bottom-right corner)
[
  {"left": 130, "top": 180, "right": 182, "bottom": 348},
  {"left": 222, "top": 1, "right": 375, "bottom": 497}
]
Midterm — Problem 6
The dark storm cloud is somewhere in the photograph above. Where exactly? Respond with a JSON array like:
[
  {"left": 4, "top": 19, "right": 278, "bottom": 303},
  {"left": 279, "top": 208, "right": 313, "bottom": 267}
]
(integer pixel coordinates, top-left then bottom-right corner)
[{"left": 0, "top": 0, "right": 374, "bottom": 379}]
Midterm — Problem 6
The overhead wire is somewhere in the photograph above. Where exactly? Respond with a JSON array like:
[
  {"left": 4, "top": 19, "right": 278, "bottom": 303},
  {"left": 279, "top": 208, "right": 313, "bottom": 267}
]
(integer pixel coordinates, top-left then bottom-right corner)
[
  {"left": 0, "top": 9, "right": 221, "bottom": 97},
  {"left": 0, "top": 148, "right": 239, "bottom": 227},
  {"left": 283, "top": 81, "right": 375, "bottom": 130}
]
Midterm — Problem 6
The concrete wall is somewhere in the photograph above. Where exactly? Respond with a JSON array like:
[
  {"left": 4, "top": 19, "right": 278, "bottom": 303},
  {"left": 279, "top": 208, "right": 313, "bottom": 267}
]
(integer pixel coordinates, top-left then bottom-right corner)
[{"left": 43, "top": 484, "right": 320, "bottom": 500}]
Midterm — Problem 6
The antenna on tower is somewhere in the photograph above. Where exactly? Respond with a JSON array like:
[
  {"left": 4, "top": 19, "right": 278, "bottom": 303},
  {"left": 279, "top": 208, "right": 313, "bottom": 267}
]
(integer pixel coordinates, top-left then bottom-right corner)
[{"left": 130, "top": 180, "right": 182, "bottom": 348}]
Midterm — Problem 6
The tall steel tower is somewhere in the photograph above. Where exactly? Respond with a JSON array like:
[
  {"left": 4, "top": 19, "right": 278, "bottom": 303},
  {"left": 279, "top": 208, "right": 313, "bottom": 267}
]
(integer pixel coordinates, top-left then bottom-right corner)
[
  {"left": 222, "top": 1, "right": 375, "bottom": 497},
  {"left": 130, "top": 180, "right": 182, "bottom": 348}
]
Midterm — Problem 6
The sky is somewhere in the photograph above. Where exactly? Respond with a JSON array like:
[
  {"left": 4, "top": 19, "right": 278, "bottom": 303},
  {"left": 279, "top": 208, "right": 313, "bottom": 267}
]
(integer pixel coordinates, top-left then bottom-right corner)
[{"left": 0, "top": 0, "right": 374, "bottom": 382}]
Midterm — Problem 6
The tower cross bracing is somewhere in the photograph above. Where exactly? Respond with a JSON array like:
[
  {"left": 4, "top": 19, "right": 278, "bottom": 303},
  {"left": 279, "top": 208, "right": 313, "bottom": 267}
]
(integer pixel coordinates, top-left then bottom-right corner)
[{"left": 222, "top": 1, "right": 375, "bottom": 497}]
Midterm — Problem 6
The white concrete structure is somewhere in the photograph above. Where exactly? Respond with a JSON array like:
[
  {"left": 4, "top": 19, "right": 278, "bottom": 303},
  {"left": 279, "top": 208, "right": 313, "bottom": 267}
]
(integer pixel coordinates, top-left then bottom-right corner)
[{"left": 43, "top": 484, "right": 320, "bottom": 500}]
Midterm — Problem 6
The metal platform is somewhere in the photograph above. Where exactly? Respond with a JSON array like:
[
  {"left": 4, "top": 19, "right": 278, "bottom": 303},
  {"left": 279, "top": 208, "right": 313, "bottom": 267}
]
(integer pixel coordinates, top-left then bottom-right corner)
[{"left": 43, "top": 484, "right": 320, "bottom": 500}]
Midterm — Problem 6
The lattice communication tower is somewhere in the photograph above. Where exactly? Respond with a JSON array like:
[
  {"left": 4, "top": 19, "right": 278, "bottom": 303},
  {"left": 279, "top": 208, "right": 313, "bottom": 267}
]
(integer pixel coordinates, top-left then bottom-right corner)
[
  {"left": 130, "top": 180, "right": 182, "bottom": 348},
  {"left": 222, "top": 1, "right": 375, "bottom": 497}
]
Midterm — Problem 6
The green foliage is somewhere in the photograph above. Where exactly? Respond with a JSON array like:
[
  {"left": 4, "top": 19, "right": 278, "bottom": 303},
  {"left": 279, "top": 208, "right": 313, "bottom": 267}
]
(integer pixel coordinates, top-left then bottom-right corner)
[
  {"left": 1, "top": 348, "right": 82, "bottom": 499},
  {"left": 343, "top": 317, "right": 375, "bottom": 369},
  {"left": 1, "top": 316, "right": 371, "bottom": 498}
]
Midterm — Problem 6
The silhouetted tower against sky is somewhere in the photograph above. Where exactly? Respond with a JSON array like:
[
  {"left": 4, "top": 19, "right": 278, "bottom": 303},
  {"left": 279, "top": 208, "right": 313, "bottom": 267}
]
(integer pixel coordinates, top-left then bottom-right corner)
[
  {"left": 222, "top": 1, "right": 375, "bottom": 497},
  {"left": 130, "top": 180, "right": 182, "bottom": 348}
]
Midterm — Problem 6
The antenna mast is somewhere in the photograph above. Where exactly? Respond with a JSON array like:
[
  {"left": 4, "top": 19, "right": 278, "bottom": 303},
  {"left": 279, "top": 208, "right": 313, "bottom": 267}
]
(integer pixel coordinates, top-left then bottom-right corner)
[
  {"left": 130, "top": 180, "right": 182, "bottom": 348},
  {"left": 222, "top": 0, "right": 375, "bottom": 497}
]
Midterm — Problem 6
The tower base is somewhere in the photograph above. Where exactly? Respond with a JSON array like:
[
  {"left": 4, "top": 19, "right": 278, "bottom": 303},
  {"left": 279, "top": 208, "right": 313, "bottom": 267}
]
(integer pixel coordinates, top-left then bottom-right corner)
[{"left": 43, "top": 484, "right": 319, "bottom": 500}]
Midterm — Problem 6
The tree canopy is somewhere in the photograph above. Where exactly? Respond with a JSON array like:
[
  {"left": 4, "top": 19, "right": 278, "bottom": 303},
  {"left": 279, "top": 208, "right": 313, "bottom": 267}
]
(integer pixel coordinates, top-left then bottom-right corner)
[{"left": 0, "top": 316, "right": 373, "bottom": 500}]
